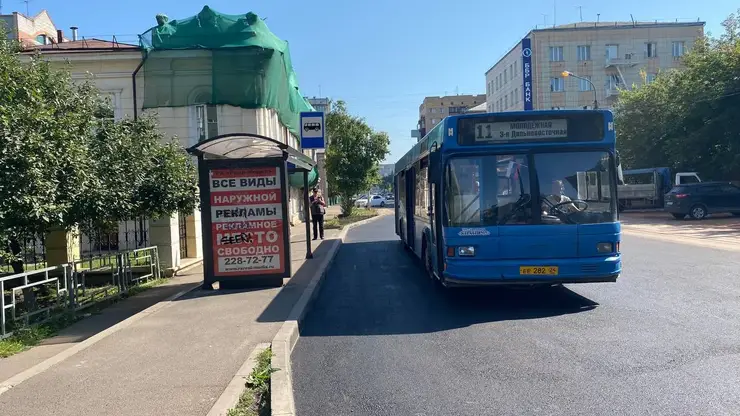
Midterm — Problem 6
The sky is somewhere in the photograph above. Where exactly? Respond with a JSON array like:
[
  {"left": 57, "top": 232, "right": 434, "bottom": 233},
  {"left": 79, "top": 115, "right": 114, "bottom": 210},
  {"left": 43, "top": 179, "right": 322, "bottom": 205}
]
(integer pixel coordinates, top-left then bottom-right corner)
[{"left": 14, "top": 0, "right": 738, "bottom": 164}]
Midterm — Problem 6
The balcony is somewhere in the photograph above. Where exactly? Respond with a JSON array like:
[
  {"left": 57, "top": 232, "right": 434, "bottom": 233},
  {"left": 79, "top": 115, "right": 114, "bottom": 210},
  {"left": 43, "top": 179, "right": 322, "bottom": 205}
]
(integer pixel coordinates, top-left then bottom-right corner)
[{"left": 605, "top": 54, "right": 642, "bottom": 68}]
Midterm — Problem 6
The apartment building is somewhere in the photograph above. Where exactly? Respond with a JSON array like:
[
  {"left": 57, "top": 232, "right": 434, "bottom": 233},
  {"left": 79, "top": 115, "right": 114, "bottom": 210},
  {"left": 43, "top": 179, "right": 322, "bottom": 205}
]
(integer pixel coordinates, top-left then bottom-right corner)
[
  {"left": 485, "top": 21, "right": 705, "bottom": 112},
  {"left": 378, "top": 164, "right": 395, "bottom": 178},
  {"left": 1, "top": 10, "right": 71, "bottom": 47},
  {"left": 306, "top": 96, "right": 330, "bottom": 113},
  {"left": 415, "top": 94, "right": 486, "bottom": 140}
]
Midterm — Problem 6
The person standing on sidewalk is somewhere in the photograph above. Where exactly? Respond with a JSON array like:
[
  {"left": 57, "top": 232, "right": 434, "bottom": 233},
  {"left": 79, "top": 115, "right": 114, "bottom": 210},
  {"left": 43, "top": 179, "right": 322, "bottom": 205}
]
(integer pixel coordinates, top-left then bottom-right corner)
[{"left": 309, "top": 188, "right": 326, "bottom": 240}]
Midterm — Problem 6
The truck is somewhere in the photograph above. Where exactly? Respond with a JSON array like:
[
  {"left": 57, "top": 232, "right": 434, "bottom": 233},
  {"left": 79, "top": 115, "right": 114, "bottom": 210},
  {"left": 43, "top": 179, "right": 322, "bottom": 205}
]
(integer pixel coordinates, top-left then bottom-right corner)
[{"left": 617, "top": 167, "right": 701, "bottom": 210}]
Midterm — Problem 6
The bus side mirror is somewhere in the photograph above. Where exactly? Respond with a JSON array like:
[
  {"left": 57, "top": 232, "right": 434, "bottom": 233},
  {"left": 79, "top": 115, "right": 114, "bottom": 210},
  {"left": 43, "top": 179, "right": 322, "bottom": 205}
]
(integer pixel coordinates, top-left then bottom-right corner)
[{"left": 428, "top": 151, "right": 440, "bottom": 181}]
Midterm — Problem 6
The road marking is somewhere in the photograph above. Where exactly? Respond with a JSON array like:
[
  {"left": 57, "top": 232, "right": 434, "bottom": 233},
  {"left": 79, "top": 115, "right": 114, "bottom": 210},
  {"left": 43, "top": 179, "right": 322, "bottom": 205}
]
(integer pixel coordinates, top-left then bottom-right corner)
[{"left": 0, "top": 282, "right": 200, "bottom": 396}]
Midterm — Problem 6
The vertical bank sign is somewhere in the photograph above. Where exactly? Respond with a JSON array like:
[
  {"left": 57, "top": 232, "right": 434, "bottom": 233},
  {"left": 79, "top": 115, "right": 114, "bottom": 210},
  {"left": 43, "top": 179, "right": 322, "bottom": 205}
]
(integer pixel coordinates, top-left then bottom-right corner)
[
  {"left": 209, "top": 167, "right": 286, "bottom": 276},
  {"left": 521, "top": 37, "right": 534, "bottom": 111}
]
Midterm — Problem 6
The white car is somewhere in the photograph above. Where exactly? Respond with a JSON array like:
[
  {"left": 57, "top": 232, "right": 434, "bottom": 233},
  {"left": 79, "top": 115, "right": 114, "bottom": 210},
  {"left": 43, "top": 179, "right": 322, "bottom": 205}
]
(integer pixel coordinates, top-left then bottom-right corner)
[{"left": 355, "top": 194, "right": 387, "bottom": 208}]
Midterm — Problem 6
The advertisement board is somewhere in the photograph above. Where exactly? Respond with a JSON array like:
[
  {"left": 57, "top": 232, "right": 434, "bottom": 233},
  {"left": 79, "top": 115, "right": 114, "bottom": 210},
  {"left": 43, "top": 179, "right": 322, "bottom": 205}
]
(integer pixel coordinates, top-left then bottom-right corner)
[{"left": 209, "top": 167, "right": 286, "bottom": 276}]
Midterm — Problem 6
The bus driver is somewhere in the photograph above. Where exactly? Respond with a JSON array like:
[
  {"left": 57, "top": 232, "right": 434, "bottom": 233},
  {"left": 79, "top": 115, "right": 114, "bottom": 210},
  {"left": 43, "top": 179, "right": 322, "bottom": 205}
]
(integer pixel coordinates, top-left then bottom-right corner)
[{"left": 541, "top": 179, "right": 582, "bottom": 217}]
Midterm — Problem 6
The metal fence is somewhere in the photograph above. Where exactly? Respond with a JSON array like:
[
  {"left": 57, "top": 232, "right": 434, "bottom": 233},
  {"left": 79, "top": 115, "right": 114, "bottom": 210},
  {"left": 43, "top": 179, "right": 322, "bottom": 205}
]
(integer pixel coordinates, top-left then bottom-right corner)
[
  {"left": 1, "top": 246, "right": 161, "bottom": 339},
  {"left": 0, "top": 235, "right": 47, "bottom": 274}
]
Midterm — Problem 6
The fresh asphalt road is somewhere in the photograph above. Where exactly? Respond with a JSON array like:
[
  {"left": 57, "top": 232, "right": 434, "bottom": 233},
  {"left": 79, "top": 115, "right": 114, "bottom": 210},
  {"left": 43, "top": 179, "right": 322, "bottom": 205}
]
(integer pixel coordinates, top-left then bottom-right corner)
[{"left": 292, "top": 215, "right": 740, "bottom": 416}]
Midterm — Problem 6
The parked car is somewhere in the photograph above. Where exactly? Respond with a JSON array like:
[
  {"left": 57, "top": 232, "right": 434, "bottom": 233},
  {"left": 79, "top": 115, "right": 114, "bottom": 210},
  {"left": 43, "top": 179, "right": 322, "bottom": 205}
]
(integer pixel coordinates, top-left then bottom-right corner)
[
  {"left": 355, "top": 194, "right": 387, "bottom": 208},
  {"left": 664, "top": 181, "right": 740, "bottom": 220}
]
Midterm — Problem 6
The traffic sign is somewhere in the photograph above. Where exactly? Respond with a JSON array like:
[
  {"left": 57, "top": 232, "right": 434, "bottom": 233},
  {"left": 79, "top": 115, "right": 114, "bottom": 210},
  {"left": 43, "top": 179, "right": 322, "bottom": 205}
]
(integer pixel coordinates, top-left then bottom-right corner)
[{"left": 300, "top": 111, "right": 325, "bottom": 149}]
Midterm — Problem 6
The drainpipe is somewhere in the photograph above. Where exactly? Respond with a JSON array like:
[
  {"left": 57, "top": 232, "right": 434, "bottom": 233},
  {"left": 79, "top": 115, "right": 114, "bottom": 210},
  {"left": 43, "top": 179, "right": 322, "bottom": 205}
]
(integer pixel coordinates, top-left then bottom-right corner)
[{"left": 131, "top": 52, "right": 149, "bottom": 121}]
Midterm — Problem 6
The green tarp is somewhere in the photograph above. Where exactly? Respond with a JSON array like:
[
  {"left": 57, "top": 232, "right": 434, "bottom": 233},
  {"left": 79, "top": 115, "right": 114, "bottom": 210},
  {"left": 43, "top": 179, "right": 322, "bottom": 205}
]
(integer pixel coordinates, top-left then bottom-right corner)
[
  {"left": 288, "top": 166, "right": 319, "bottom": 188},
  {"left": 138, "top": 6, "right": 313, "bottom": 138}
]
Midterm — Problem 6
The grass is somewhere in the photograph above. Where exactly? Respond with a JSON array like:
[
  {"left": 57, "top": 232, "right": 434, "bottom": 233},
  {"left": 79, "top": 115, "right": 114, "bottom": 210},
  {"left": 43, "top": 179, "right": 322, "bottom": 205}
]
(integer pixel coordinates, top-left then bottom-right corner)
[
  {"left": 324, "top": 208, "right": 378, "bottom": 230},
  {"left": 227, "top": 348, "right": 277, "bottom": 416},
  {"left": 0, "top": 277, "right": 169, "bottom": 358}
]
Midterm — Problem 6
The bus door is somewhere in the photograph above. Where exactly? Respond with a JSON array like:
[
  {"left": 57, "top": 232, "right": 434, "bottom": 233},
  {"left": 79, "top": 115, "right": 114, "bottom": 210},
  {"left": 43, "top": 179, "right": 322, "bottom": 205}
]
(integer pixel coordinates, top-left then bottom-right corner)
[
  {"left": 406, "top": 166, "right": 416, "bottom": 250},
  {"left": 428, "top": 150, "right": 443, "bottom": 277}
]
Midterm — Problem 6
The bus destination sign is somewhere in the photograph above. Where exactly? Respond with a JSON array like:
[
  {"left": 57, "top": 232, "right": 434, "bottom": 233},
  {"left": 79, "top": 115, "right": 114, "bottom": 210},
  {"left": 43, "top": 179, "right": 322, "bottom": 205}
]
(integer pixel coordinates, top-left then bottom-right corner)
[{"left": 474, "top": 119, "right": 568, "bottom": 142}]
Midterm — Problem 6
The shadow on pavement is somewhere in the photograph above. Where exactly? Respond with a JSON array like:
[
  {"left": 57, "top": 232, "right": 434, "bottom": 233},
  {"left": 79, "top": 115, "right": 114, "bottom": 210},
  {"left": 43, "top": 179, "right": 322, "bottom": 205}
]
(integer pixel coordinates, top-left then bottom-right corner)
[
  {"left": 37, "top": 280, "right": 200, "bottom": 346},
  {"left": 167, "top": 237, "right": 340, "bottom": 324},
  {"left": 298, "top": 240, "right": 600, "bottom": 338}
]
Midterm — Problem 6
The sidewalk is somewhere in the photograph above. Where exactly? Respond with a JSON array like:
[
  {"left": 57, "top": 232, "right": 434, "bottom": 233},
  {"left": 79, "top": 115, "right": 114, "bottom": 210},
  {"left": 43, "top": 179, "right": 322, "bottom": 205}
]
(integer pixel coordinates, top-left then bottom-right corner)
[
  {"left": 0, "top": 221, "right": 341, "bottom": 416},
  {"left": 620, "top": 212, "right": 740, "bottom": 249}
]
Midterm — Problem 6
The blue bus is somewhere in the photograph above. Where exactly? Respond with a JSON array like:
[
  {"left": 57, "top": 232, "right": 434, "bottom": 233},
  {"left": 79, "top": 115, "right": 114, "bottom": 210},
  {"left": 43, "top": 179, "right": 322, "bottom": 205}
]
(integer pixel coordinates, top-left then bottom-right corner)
[{"left": 394, "top": 110, "right": 622, "bottom": 287}]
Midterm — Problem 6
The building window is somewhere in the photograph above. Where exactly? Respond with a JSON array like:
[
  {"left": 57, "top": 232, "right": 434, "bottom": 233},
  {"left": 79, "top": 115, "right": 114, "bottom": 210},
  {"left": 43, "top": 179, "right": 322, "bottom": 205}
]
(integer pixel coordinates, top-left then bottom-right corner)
[
  {"left": 510, "top": 91, "right": 514, "bottom": 106},
  {"left": 577, "top": 45, "right": 591, "bottom": 61},
  {"left": 646, "top": 73, "right": 657, "bottom": 84},
  {"left": 504, "top": 69, "right": 508, "bottom": 83},
  {"left": 504, "top": 95, "right": 508, "bottom": 108},
  {"left": 578, "top": 76, "right": 592, "bottom": 91},
  {"left": 550, "top": 77, "right": 564, "bottom": 92},
  {"left": 645, "top": 42, "right": 658, "bottom": 58},
  {"left": 486, "top": 82, "right": 491, "bottom": 96},
  {"left": 672, "top": 41, "right": 685, "bottom": 58},
  {"left": 514, "top": 61, "right": 518, "bottom": 77},
  {"left": 515, "top": 88, "right": 519, "bottom": 103},
  {"left": 607, "top": 74, "right": 621, "bottom": 90},
  {"left": 549, "top": 46, "right": 564, "bottom": 62},
  {"left": 509, "top": 64, "right": 514, "bottom": 80},
  {"left": 605, "top": 44, "right": 619, "bottom": 60},
  {"left": 35, "top": 34, "right": 48, "bottom": 44},
  {"left": 195, "top": 104, "right": 219, "bottom": 142}
]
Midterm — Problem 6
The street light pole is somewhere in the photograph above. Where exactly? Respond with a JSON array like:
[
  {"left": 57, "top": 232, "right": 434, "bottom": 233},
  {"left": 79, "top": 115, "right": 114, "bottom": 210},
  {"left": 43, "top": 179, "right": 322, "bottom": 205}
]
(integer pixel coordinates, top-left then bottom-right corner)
[{"left": 562, "top": 71, "right": 598, "bottom": 109}]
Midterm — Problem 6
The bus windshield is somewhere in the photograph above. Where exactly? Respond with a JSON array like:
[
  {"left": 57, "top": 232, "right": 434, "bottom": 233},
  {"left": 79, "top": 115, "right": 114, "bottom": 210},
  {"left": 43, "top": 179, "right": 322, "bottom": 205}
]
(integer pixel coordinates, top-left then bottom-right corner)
[{"left": 445, "top": 151, "right": 616, "bottom": 226}]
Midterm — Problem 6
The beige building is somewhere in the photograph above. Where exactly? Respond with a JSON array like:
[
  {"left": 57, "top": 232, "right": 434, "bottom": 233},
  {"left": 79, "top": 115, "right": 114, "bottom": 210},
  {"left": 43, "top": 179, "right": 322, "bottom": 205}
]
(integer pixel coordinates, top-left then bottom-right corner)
[
  {"left": 485, "top": 21, "right": 705, "bottom": 112},
  {"left": 416, "top": 94, "right": 485, "bottom": 140},
  {"left": 24, "top": 32, "right": 315, "bottom": 271},
  {"left": 1, "top": 10, "right": 73, "bottom": 47}
]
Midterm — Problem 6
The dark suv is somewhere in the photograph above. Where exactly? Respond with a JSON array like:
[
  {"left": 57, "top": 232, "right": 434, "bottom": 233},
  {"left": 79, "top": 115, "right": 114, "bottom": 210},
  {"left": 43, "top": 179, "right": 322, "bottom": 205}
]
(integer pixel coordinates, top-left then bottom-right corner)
[{"left": 664, "top": 182, "right": 740, "bottom": 220}]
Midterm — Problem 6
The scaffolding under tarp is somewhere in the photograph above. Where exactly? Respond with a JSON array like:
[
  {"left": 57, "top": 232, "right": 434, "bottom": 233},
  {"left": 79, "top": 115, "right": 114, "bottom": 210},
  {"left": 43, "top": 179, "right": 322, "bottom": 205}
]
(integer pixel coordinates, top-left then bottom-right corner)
[{"left": 137, "top": 6, "right": 314, "bottom": 138}]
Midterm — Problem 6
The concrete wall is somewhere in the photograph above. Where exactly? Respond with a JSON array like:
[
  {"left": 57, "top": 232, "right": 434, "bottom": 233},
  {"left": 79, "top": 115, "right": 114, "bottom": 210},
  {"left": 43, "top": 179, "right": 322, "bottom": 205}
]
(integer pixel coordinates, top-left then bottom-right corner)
[{"left": 486, "top": 43, "right": 524, "bottom": 113}]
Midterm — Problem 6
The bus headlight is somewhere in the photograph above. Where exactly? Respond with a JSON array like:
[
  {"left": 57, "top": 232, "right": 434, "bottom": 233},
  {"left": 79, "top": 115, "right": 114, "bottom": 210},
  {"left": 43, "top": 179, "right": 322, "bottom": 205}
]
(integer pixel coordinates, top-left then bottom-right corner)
[
  {"left": 596, "top": 242, "right": 613, "bottom": 253},
  {"left": 458, "top": 246, "right": 476, "bottom": 257}
]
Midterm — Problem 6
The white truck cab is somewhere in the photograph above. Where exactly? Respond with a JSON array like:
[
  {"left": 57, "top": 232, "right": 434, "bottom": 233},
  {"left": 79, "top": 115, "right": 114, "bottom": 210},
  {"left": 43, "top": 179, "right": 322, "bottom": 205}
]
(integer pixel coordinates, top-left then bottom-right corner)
[{"left": 675, "top": 172, "right": 701, "bottom": 185}]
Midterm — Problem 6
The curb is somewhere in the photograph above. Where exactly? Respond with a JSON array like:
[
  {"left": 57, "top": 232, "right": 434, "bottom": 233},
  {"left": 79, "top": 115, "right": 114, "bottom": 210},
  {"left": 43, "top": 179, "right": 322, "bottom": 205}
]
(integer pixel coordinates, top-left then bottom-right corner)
[
  {"left": 206, "top": 343, "right": 271, "bottom": 416},
  {"left": 270, "top": 212, "right": 389, "bottom": 416}
]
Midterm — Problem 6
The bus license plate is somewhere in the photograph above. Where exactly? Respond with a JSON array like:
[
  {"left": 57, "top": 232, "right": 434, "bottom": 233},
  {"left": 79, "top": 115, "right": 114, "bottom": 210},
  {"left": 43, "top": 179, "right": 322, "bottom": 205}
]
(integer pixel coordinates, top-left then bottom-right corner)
[{"left": 519, "top": 266, "right": 559, "bottom": 275}]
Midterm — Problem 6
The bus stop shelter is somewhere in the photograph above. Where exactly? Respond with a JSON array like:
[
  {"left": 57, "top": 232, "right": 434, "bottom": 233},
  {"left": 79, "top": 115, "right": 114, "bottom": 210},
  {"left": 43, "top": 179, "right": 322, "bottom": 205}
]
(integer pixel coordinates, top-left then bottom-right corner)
[{"left": 187, "top": 133, "right": 316, "bottom": 289}]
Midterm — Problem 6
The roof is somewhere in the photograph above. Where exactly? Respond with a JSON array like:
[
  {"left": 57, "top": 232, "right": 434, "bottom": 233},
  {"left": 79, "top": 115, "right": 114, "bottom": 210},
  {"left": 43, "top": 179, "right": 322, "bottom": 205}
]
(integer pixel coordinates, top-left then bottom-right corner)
[
  {"left": 546, "top": 20, "right": 705, "bottom": 31},
  {"left": 25, "top": 38, "right": 140, "bottom": 53},
  {"left": 467, "top": 102, "right": 487, "bottom": 113}
]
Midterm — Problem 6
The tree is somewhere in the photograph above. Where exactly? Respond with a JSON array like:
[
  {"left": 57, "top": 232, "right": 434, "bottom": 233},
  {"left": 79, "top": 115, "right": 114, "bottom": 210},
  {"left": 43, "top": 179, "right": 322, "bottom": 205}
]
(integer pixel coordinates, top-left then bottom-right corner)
[
  {"left": 75, "top": 115, "right": 198, "bottom": 233},
  {"left": 324, "top": 101, "right": 390, "bottom": 215},
  {"left": 614, "top": 9, "right": 740, "bottom": 180},
  {"left": 0, "top": 34, "right": 198, "bottom": 271}
]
